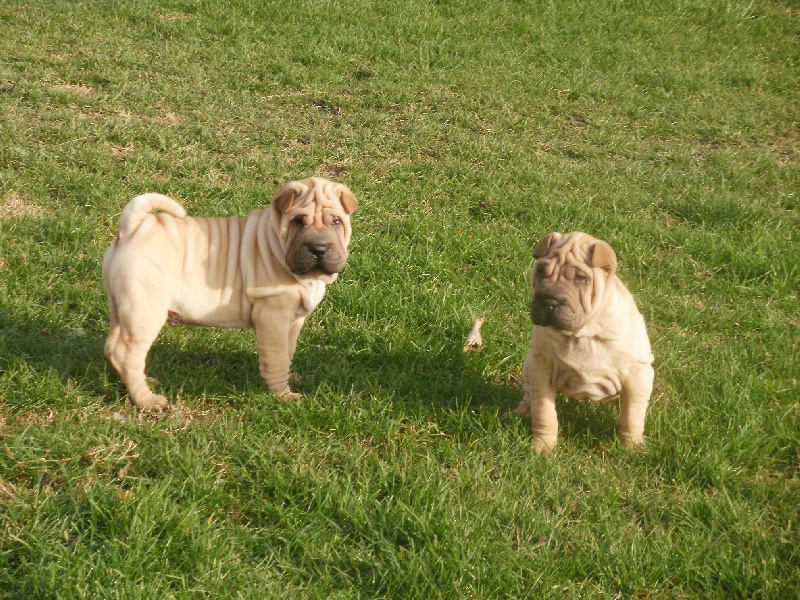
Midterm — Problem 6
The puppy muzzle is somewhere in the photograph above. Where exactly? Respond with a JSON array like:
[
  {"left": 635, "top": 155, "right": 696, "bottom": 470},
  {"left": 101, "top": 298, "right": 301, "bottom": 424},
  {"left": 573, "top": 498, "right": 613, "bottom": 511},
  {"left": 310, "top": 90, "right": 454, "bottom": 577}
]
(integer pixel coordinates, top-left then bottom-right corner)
[
  {"left": 288, "top": 240, "right": 347, "bottom": 275},
  {"left": 531, "top": 293, "right": 577, "bottom": 330}
]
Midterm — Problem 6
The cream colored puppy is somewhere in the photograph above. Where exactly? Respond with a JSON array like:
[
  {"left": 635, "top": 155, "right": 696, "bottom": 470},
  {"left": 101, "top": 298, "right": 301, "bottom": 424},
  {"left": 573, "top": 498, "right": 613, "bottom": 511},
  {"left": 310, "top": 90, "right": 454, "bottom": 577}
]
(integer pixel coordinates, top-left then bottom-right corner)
[
  {"left": 511, "top": 232, "right": 654, "bottom": 451},
  {"left": 102, "top": 177, "right": 357, "bottom": 409}
]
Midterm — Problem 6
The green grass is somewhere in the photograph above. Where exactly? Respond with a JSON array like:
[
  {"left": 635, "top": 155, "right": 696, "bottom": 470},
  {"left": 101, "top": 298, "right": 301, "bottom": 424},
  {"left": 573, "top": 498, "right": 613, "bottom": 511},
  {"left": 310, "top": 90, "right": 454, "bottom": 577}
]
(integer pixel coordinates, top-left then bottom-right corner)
[{"left": 1, "top": 0, "right": 798, "bottom": 597}]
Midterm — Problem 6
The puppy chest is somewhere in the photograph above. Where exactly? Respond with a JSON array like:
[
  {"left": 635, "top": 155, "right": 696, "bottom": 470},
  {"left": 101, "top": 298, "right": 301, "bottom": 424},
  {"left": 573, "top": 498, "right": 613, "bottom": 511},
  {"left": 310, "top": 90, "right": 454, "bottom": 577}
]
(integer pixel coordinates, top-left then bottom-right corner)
[
  {"left": 551, "top": 339, "right": 624, "bottom": 401},
  {"left": 298, "top": 279, "right": 327, "bottom": 315},
  {"left": 552, "top": 367, "right": 622, "bottom": 401}
]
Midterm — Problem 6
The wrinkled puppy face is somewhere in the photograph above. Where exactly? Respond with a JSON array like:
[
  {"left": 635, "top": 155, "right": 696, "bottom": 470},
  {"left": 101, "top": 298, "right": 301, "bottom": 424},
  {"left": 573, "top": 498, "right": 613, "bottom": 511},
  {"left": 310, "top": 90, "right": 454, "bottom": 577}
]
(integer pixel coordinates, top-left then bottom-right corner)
[
  {"left": 271, "top": 177, "right": 358, "bottom": 276},
  {"left": 530, "top": 232, "right": 617, "bottom": 332}
]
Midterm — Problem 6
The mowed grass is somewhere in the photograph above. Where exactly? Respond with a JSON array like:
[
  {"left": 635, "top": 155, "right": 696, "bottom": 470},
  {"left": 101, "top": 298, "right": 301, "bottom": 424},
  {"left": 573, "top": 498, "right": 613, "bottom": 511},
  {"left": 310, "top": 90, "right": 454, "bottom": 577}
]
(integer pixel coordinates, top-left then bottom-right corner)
[{"left": 0, "top": 0, "right": 797, "bottom": 597}]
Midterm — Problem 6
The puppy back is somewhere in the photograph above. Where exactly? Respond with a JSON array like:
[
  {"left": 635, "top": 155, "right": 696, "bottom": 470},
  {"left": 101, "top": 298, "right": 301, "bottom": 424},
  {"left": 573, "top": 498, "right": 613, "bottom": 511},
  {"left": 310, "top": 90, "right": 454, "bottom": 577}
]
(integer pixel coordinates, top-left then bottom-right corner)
[{"left": 118, "top": 193, "right": 187, "bottom": 238}]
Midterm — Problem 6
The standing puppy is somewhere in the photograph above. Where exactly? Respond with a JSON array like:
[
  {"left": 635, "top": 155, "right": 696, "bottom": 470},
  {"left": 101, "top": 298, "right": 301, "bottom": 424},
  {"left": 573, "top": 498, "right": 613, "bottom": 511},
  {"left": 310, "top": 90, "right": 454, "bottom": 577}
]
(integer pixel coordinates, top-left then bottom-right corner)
[
  {"left": 103, "top": 177, "right": 357, "bottom": 409},
  {"left": 511, "top": 232, "right": 654, "bottom": 451}
]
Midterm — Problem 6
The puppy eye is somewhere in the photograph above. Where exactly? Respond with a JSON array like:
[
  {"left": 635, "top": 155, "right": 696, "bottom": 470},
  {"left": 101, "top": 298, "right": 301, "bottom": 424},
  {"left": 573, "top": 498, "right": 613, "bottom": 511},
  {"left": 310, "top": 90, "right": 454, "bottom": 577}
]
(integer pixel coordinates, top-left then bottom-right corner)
[
  {"left": 535, "top": 265, "right": 546, "bottom": 277},
  {"left": 574, "top": 273, "right": 589, "bottom": 283},
  {"left": 331, "top": 217, "right": 342, "bottom": 227},
  {"left": 292, "top": 216, "right": 306, "bottom": 227}
]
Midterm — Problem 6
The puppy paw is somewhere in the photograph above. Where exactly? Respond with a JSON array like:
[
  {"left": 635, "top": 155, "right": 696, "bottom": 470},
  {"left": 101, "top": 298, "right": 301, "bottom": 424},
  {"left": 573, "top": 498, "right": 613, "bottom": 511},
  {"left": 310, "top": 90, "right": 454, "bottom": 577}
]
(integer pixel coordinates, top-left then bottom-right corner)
[
  {"left": 531, "top": 435, "right": 557, "bottom": 453},
  {"left": 274, "top": 386, "right": 303, "bottom": 401},
  {"left": 131, "top": 393, "right": 169, "bottom": 411},
  {"left": 618, "top": 433, "right": 646, "bottom": 449},
  {"left": 507, "top": 399, "right": 530, "bottom": 418}
]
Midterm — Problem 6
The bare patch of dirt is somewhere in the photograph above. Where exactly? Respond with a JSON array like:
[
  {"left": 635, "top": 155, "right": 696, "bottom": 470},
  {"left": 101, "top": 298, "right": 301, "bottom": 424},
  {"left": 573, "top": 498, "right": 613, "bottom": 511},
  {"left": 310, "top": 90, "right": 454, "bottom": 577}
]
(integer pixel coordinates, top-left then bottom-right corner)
[
  {"left": 0, "top": 191, "right": 50, "bottom": 219},
  {"left": 52, "top": 83, "right": 94, "bottom": 97}
]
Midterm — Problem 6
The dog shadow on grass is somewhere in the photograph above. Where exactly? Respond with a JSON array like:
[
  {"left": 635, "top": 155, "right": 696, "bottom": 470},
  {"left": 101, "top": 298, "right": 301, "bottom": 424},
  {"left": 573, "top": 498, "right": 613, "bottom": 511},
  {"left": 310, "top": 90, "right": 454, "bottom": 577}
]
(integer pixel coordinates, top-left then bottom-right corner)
[
  {"left": 106, "top": 322, "right": 521, "bottom": 413},
  {"left": 0, "top": 308, "right": 110, "bottom": 406},
  {"left": 0, "top": 307, "right": 264, "bottom": 409},
  {"left": 294, "top": 331, "right": 622, "bottom": 448},
  {"left": 1, "top": 306, "right": 622, "bottom": 446},
  {"left": 290, "top": 324, "right": 622, "bottom": 446}
]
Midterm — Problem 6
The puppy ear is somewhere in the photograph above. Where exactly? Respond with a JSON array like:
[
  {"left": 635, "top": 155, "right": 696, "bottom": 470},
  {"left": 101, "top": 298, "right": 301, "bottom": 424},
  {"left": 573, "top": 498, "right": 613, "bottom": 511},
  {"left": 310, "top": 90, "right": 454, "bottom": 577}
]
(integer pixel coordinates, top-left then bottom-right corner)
[
  {"left": 271, "top": 181, "right": 305, "bottom": 212},
  {"left": 338, "top": 185, "right": 358, "bottom": 215},
  {"left": 533, "top": 232, "right": 561, "bottom": 259},
  {"left": 588, "top": 240, "right": 617, "bottom": 274}
]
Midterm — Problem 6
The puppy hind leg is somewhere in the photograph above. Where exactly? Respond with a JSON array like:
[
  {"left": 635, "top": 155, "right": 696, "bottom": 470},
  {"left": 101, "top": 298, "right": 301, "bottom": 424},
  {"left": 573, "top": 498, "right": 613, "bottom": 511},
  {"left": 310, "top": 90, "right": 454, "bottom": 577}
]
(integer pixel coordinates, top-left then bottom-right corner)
[
  {"left": 106, "top": 314, "right": 169, "bottom": 410},
  {"left": 104, "top": 328, "right": 122, "bottom": 372},
  {"left": 104, "top": 296, "right": 123, "bottom": 371},
  {"left": 114, "top": 337, "right": 168, "bottom": 410}
]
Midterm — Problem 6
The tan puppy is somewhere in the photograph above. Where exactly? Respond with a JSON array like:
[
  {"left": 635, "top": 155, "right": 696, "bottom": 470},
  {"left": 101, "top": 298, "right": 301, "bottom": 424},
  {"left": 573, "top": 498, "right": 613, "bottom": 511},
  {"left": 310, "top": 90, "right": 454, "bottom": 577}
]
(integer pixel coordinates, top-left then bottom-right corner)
[
  {"left": 511, "top": 232, "right": 654, "bottom": 451},
  {"left": 102, "top": 177, "right": 357, "bottom": 409}
]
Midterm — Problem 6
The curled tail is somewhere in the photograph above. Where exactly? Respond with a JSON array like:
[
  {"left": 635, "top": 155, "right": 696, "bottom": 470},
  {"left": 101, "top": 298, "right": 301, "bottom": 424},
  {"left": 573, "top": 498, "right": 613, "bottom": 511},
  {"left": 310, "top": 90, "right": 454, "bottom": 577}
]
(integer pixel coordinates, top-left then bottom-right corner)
[{"left": 118, "top": 193, "right": 187, "bottom": 238}]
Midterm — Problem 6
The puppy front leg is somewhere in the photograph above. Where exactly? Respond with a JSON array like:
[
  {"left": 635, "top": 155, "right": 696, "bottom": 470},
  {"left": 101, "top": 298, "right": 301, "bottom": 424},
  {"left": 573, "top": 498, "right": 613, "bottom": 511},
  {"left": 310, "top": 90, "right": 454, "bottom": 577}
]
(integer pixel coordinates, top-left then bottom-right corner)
[
  {"left": 523, "top": 351, "right": 558, "bottom": 452},
  {"left": 287, "top": 316, "right": 306, "bottom": 360},
  {"left": 617, "top": 363, "right": 654, "bottom": 448},
  {"left": 252, "top": 298, "right": 302, "bottom": 400}
]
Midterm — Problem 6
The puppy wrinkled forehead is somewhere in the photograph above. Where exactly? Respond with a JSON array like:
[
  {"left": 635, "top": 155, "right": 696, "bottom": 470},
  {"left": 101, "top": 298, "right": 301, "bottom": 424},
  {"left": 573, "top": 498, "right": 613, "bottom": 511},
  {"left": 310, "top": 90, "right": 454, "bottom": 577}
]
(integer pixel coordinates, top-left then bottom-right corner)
[
  {"left": 273, "top": 177, "right": 357, "bottom": 218},
  {"left": 535, "top": 237, "right": 594, "bottom": 280},
  {"left": 547, "top": 234, "right": 595, "bottom": 263},
  {"left": 301, "top": 181, "right": 344, "bottom": 212}
]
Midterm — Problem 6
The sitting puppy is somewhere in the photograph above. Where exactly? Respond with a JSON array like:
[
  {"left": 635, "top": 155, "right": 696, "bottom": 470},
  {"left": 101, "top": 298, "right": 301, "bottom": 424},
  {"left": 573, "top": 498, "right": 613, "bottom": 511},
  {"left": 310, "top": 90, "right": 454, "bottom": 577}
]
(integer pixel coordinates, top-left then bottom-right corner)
[
  {"left": 102, "top": 177, "right": 357, "bottom": 409},
  {"left": 511, "top": 232, "right": 654, "bottom": 451}
]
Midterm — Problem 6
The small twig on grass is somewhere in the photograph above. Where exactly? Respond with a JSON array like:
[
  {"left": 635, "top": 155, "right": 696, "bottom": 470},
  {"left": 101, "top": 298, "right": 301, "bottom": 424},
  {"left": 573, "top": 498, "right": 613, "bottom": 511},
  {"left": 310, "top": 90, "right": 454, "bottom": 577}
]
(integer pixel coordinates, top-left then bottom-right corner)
[{"left": 463, "top": 317, "right": 485, "bottom": 352}]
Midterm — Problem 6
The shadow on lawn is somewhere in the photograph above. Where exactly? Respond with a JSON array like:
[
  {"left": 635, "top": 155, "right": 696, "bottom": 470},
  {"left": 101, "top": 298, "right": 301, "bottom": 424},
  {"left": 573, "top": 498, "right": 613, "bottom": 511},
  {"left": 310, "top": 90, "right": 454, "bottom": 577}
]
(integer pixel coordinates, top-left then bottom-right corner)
[
  {"left": 1, "top": 302, "right": 515, "bottom": 406},
  {"left": 0, "top": 307, "right": 111, "bottom": 405},
  {"left": 292, "top": 324, "right": 622, "bottom": 446},
  {"left": 297, "top": 337, "right": 522, "bottom": 411},
  {"left": 0, "top": 306, "right": 622, "bottom": 444},
  {"left": 0, "top": 306, "right": 264, "bottom": 407}
]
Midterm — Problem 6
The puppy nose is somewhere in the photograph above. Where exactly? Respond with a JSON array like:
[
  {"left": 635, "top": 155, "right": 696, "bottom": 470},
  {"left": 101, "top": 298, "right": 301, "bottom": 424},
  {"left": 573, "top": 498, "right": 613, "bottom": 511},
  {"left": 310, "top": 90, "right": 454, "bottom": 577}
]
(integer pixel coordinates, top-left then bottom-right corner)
[
  {"left": 309, "top": 241, "right": 330, "bottom": 258},
  {"left": 539, "top": 296, "right": 562, "bottom": 310},
  {"left": 542, "top": 298, "right": 560, "bottom": 310}
]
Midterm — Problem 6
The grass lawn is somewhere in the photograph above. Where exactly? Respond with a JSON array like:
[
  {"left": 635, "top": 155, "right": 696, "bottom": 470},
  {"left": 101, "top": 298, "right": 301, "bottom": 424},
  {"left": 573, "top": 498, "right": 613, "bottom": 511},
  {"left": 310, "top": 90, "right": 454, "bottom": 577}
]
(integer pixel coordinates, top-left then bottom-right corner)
[{"left": 0, "top": 0, "right": 798, "bottom": 597}]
